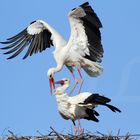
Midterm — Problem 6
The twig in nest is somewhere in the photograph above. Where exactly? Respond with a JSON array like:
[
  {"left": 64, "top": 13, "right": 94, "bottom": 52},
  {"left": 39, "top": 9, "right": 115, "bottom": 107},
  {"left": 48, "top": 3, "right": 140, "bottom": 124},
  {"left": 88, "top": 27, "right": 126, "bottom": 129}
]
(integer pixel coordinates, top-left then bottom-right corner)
[
  {"left": 96, "top": 131, "right": 106, "bottom": 137},
  {"left": 8, "top": 130, "right": 17, "bottom": 138},
  {"left": 117, "top": 129, "right": 121, "bottom": 137},
  {"left": 36, "top": 130, "right": 45, "bottom": 137},
  {"left": 50, "top": 126, "right": 65, "bottom": 140}
]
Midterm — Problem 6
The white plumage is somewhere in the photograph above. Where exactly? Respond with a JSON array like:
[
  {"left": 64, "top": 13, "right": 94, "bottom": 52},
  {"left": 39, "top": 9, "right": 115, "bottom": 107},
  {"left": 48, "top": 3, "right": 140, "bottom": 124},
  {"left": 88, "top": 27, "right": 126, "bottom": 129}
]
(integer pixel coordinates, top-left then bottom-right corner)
[
  {"left": 54, "top": 78, "right": 121, "bottom": 134},
  {"left": 1, "top": 2, "right": 103, "bottom": 94}
]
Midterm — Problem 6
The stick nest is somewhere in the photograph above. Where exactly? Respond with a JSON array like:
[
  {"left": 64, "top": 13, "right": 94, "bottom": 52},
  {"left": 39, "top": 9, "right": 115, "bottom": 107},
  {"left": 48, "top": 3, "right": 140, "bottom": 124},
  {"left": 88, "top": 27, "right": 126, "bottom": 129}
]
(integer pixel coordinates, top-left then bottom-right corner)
[{"left": 2, "top": 127, "right": 140, "bottom": 140}]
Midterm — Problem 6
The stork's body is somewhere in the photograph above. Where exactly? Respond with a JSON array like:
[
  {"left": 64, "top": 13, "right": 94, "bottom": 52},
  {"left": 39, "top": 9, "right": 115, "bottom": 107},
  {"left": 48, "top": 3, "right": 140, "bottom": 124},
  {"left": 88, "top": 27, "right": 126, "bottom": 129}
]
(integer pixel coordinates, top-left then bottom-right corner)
[
  {"left": 1, "top": 2, "right": 103, "bottom": 94},
  {"left": 54, "top": 78, "right": 121, "bottom": 135}
]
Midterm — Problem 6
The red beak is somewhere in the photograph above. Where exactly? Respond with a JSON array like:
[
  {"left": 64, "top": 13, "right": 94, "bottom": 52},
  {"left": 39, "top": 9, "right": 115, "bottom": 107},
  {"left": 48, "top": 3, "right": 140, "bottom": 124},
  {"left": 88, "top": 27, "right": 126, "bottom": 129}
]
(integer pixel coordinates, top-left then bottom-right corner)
[
  {"left": 54, "top": 80, "right": 61, "bottom": 84},
  {"left": 49, "top": 77, "right": 55, "bottom": 95}
]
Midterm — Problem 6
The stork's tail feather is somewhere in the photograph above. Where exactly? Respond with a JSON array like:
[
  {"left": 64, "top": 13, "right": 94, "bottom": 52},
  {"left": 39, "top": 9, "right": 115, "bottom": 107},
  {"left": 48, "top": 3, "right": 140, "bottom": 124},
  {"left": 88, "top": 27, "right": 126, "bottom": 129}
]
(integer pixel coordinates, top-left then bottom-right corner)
[
  {"left": 82, "top": 60, "right": 103, "bottom": 77},
  {"left": 104, "top": 104, "right": 121, "bottom": 113}
]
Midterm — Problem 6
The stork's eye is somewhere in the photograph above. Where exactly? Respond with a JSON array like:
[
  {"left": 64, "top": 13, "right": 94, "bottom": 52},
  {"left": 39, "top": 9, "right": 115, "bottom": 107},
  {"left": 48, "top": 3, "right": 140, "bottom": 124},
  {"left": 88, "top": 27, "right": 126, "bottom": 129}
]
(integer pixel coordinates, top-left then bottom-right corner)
[{"left": 50, "top": 74, "right": 53, "bottom": 78}]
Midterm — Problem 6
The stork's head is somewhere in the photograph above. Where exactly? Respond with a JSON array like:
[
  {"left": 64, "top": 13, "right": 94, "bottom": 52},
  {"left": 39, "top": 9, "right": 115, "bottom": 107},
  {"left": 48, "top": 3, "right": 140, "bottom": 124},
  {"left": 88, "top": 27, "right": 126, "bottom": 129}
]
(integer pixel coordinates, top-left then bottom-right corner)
[
  {"left": 54, "top": 78, "right": 70, "bottom": 95},
  {"left": 55, "top": 78, "right": 70, "bottom": 86},
  {"left": 47, "top": 68, "right": 56, "bottom": 94}
]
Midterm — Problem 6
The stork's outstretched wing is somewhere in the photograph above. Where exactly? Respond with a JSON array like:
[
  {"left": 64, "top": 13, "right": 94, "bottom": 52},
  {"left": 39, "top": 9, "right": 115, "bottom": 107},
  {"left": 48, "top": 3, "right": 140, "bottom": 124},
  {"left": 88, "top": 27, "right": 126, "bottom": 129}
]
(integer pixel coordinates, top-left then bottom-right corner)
[
  {"left": 0, "top": 20, "right": 65, "bottom": 59},
  {"left": 68, "top": 2, "right": 103, "bottom": 63}
]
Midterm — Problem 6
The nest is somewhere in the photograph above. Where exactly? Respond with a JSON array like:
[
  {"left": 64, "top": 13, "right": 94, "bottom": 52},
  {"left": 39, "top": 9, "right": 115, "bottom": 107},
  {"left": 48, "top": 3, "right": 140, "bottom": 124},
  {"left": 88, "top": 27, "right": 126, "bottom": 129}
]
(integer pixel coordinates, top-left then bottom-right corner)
[{"left": 2, "top": 127, "right": 140, "bottom": 140}]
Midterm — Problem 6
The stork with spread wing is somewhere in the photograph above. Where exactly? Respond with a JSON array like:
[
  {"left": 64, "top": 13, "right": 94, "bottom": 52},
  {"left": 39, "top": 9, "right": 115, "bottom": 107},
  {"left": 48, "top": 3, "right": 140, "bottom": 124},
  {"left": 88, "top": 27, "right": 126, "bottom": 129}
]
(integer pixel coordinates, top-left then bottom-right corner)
[{"left": 1, "top": 2, "right": 103, "bottom": 94}]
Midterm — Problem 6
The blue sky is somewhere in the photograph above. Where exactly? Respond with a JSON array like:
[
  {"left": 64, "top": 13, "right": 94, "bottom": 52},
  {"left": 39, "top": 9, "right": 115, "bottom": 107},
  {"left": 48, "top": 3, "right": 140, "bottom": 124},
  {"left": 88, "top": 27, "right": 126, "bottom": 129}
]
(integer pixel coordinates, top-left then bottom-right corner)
[{"left": 0, "top": 0, "right": 140, "bottom": 136}]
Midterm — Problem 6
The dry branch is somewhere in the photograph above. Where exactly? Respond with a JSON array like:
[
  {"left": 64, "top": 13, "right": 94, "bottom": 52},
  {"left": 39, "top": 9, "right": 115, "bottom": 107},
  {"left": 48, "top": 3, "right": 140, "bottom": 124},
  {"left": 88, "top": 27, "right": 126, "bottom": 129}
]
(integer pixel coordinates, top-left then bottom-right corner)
[{"left": 1, "top": 128, "right": 140, "bottom": 140}]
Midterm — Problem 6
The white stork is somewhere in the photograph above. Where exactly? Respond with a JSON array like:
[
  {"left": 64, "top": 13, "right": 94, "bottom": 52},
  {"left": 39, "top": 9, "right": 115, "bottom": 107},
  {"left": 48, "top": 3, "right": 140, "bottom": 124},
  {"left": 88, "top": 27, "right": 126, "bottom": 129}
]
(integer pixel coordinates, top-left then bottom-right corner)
[
  {"left": 54, "top": 78, "right": 121, "bottom": 135},
  {"left": 0, "top": 2, "right": 103, "bottom": 94}
]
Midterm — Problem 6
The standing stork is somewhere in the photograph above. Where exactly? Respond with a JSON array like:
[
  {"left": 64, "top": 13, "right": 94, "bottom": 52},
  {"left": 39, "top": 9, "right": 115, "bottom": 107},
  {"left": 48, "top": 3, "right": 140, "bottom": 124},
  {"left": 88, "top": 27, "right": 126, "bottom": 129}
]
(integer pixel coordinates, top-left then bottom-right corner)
[
  {"left": 54, "top": 78, "right": 121, "bottom": 135},
  {"left": 0, "top": 2, "right": 103, "bottom": 94}
]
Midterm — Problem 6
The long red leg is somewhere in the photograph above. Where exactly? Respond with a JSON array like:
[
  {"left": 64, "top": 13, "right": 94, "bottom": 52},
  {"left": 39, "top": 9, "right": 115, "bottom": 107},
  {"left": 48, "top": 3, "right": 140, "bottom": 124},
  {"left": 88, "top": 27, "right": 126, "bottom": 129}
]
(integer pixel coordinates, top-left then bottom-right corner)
[
  {"left": 74, "top": 125, "right": 78, "bottom": 136},
  {"left": 72, "top": 120, "right": 78, "bottom": 135},
  {"left": 69, "top": 70, "right": 78, "bottom": 96},
  {"left": 78, "top": 119, "right": 83, "bottom": 135},
  {"left": 77, "top": 68, "right": 84, "bottom": 94}
]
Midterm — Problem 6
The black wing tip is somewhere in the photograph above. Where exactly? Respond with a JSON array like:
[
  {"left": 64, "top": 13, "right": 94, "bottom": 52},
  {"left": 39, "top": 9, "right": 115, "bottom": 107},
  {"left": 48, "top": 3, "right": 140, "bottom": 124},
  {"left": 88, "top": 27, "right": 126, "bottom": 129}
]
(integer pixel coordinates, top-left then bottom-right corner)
[
  {"left": 0, "top": 41, "right": 5, "bottom": 44},
  {"left": 113, "top": 107, "right": 121, "bottom": 113},
  {"left": 105, "top": 104, "right": 121, "bottom": 113},
  {"left": 6, "top": 56, "right": 14, "bottom": 60},
  {"left": 6, "top": 54, "right": 22, "bottom": 60},
  {"left": 22, "top": 54, "right": 29, "bottom": 60},
  {"left": 72, "top": 2, "right": 89, "bottom": 11},
  {"left": 72, "top": 8, "right": 76, "bottom": 11},
  {"left": 80, "top": 2, "right": 103, "bottom": 28},
  {"left": 3, "top": 52, "right": 9, "bottom": 55},
  {"left": 0, "top": 47, "right": 7, "bottom": 50},
  {"left": 80, "top": 2, "right": 89, "bottom": 7},
  {"left": 22, "top": 56, "right": 27, "bottom": 60},
  {"left": 4, "top": 54, "right": 27, "bottom": 60},
  {"left": 0, "top": 41, "right": 10, "bottom": 44},
  {"left": 7, "top": 28, "right": 27, "bottom": 41},
  {"left": 117, "top": 109, "right": 121, "bottom": 113},
  {"left": 113, "top": 106, "right": 121, "bottom": 113},
  {"left": 30, "top": 20, "right": 37, "bottom": 25},
  {"left": 7, "top": 57, "right": 12, "bottom": 60},
  {"left": 93, "top": 118, "right": 99, "bottom": 122}
]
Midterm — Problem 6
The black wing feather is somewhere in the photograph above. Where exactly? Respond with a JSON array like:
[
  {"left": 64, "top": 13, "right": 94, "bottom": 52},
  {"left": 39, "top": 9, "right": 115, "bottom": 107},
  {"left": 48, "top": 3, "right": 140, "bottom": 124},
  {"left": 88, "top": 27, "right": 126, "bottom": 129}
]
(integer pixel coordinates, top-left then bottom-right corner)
[
  {"left": 4, "top": 38, "right": 27, "bottom": 55},
  {"left": 23, "top": 37, "right": 35, "bottom": 59},
  {"left": 33, "top": 34, "right": 39, "bottom": 54},
  {"left": 79, "top": 2, "right": 103, "bottom": 63},
  {"left": 80, "top": 93, "right": 121, "bottom": 113},
  {"left": 40, "top": 33, "right": 44, "bottom": 52},
  {"left": 80, "top": 2, "right": 102, "bottom": 28},
  {"left": 84, "top": 108, "right": 99, "bottom": 122},
  {"left": 29, "top": 35, "right": 39, "bottom": 56},
  {"left": 7, "top": 41, "right": 30, "bottom": 59},
  {"left": 80, "top": 2, "right": 89, "bottom": 7},
  {"left": 36, "top": 34, "right": 42, "bottom": 53},
  {"left": 7, "top": 28, "right": 27, "bottom": 41},
  {"left": 83, "top": 94, "right": 111, "bottom": 105},
  {"left": 1, "top": 35, "right": 26, "bottom": 50},
  {"left": 0, "top": 22, "right": 53, "bottom": 59}
]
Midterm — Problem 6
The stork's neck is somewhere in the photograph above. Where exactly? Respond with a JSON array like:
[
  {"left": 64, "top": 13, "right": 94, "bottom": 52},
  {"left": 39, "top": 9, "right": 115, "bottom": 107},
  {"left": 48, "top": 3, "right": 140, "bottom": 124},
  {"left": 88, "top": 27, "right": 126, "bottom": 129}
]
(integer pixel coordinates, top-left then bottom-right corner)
[{"left": 55, "top": 84, "right": 69, "bottom": 95}]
